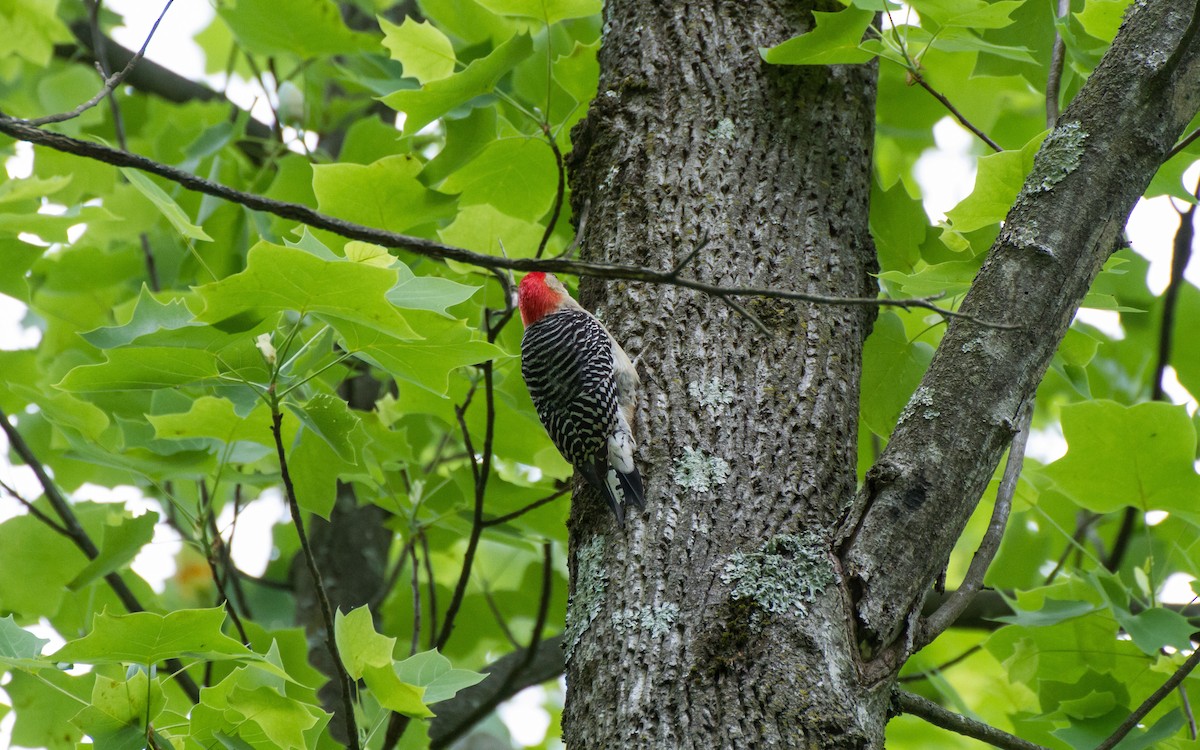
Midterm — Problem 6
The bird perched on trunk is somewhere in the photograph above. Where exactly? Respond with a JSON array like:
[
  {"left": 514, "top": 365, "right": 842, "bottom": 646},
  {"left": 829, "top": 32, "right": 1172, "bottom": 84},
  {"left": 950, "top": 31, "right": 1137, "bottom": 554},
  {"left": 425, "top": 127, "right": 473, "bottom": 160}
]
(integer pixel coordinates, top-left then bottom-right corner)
[{"left": 517, "top": 272, "right": 645, "bottom": 527}]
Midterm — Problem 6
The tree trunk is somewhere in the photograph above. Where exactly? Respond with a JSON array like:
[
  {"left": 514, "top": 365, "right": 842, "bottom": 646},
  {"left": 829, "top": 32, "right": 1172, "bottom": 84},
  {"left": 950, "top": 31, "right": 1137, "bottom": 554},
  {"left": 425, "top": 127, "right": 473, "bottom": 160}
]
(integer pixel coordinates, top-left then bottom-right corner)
[
  {"left": 565, "top": 1, "right": 883, "bottom": 745},
  {"left": 563, "top": 0, "right": 1200, "bottom": 747}
]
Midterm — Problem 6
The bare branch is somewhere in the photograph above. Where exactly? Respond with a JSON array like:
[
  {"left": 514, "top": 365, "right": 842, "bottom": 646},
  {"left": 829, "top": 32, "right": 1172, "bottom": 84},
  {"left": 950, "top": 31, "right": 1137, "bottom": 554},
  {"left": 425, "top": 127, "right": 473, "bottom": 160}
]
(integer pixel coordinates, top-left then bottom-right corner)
[
  {"left": 29, "top": 0, "right": 176, "bottom": 127},
  {"left": 0, "top": 478, "right": 70, "bottom": 536},
  {"left": 1095, "top": 647, "right": 1200, "bottom": 750},
  {"left": 0, "top": 117, "right": 1014, "bottom": 327},
  {"left": 894, "top": 689, "right": 1050, "bottom": 750},
  {"left": 915, "top": 400, "right": 1032, "bottom": 649}
]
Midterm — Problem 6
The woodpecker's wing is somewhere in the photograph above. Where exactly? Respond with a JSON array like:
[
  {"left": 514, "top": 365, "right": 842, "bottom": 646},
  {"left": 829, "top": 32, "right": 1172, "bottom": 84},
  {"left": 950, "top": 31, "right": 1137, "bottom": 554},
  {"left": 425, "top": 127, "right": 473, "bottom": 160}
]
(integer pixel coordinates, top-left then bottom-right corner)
[
  {"left": 521, "top": 307, "right": 644, "bottom": 525},
  {"left": 521, "top": 308, "right": 618, "bottom": 465}
]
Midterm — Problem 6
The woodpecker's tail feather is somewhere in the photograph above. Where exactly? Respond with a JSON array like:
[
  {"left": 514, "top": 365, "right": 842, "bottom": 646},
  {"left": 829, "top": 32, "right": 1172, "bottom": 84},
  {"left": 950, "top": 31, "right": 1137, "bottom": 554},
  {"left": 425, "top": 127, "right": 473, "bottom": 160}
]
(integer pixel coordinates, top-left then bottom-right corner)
[{"left": 579, "top": 459, "right": 645, "bottom": 528}]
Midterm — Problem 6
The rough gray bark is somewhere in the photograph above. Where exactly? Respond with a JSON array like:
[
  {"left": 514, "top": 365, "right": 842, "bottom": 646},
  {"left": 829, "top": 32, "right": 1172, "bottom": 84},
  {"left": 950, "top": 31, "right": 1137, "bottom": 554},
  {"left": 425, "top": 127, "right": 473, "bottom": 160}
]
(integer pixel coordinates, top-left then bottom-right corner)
[
  {"left": 565, "top": 1, "right": 882, "bottom": 746},
  {"left": 562, "top": 1, "right": 1200, "bottom": 748}
]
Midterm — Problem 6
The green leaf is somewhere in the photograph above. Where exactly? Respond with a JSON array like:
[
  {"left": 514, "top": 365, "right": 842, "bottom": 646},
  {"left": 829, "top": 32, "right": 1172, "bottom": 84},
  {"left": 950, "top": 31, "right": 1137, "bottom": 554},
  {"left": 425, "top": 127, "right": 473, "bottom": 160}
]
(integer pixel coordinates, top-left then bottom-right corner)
[
  {"left": 0, "top": 615, "right": 49, "bottom": 668},
  {"left": 909, "top": 0, "right": 1023, "bottom": 29},
  {"left": 438, "top": 203, "right": 547, "bottom": 257},
  {"left": 196, "top": 241, "right": 421, "bottom": 340},
  {"left": 334, "top": 606, "right": 396, "bottom": 679},
  {"left": 1116, "top": 607, "right": 1195, "bottom": 656},
  {"left": 380, "top": 17, "right": 457, "bottom": 83},
  {"left": 944, "top": 134, "right": 1042, "bottom": 233},
  {"left": 760, "top": 8, "right": 875, "bottom": 66},
  {"left": 67, "top": 512, "right": 159, "bottom": 591},
  {"left": 149, "top": 396, "right": 275, "bottom": 446},
  {"left": 333, "top": 607, "right": 432, "bottom": 717},
  {"left": 334, "top": 314, "right": 504, "bottom": 394},
  {"left": 53, "top": 608, "right": 255, "bottom": 665},
  {"left": 442, "top": 137, "right": 559, "bottom": 220},
  {"left": 394, "top": 649, "right": 487, "bottom": 703},
  {"left": 57, "top": 347, "right": 221, "bottom": 391},
  {"left": 859, "top": 314, "right": 934, "bottom": 435},
  {"left": 475, "top": 0, "right": 600, "bottom": 22},
  {"left": 388, "top": 263, "right": 481, "bottom": 317},
  {"left": 1075, "top": 0, "right": 1134, "bottom": 43},
  {"left": 287, "top": 393, "right": 362, "bottom": 462},
  {"left": 1046, "top": 401, "right": 1200, "bottom": 514},
  {"left": 0, "top": 0, "right": 71, "bottom": 65},
  {"left": 82, "top": 288, "right": 196, "bottom": 349},
  {"left": 217, "top": 0, "right": 373, "bottom": 57},
  {"left": 312, "top": 155, "right": 457, "bottom": 235},
  {"left": 993, "top": 597, "right": 1098, "bottom": 626},
  {"left": 225, "top": 685, "right": 318, "bottom": 749},
  {"left": 383, "top": 33, "right": 535, "bottom": 134},
  {"left": 71, "top": 671, "right": 164, "bottom": 749},
  {"left": 0, "top": 514, "right": 89, "bottom": 618},
  {"left": 120, "top": 168, "right": 213, "bottom": 242}
]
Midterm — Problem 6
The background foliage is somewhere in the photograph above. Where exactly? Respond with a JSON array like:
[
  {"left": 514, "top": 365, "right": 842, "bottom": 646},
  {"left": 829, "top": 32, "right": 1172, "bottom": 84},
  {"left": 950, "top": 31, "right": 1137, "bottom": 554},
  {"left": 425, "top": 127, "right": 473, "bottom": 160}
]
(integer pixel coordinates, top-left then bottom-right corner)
[{"left": 0, "top": 0, "right": 1199, "bottom": 748}]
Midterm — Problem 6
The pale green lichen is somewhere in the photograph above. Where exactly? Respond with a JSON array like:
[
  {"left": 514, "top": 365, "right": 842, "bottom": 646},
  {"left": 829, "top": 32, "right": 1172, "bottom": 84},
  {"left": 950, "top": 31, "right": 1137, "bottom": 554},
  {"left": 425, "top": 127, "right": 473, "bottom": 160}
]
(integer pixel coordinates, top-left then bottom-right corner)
[
  {"left": 1030, "top": 122, "right": 1087, "bottom": 192},
  {"left": 688, "top": 378, "right": 734, "bottom": 413},
  {"left": 610, "top": 603, "right": 679, "bottom": 637},
  {"left": 721, "top": 533, "right": 832, "bottom": 617},
  {"left": 673, "top": 447, "right": 730, "bottom": 492},
  {"left": 564, "top": 536, "right": 608, "bottom": 662},
  {"left": 711, "top": 118, "right": 736, "bottom": 140}
]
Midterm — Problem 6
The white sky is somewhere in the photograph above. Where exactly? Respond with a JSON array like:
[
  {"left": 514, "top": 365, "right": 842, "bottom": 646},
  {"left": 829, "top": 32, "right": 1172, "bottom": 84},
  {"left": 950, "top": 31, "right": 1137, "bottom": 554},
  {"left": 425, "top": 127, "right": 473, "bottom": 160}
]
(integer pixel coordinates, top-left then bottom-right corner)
[{"left": 1, "top": 2, "right": 1199, "bottom": 747}]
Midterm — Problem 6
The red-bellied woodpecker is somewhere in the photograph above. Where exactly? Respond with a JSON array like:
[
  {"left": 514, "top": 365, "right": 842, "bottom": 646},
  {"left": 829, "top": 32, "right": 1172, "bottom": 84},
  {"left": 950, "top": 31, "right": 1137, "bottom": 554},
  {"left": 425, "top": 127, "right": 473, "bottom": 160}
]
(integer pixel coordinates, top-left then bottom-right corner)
[{"left": 517, "top": 272, "right": 645, "bottom": 527}]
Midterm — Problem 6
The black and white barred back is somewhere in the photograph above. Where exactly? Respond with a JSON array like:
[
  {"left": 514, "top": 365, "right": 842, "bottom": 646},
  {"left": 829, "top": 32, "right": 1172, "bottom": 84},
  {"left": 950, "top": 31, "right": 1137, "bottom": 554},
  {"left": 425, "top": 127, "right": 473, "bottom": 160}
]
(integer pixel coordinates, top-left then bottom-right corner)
[
  {"left": 522, "top": 308, "right": 617, "bottom": 464},
  {"left": 521, "top": 307, "right": 645, "bottom": 526}
]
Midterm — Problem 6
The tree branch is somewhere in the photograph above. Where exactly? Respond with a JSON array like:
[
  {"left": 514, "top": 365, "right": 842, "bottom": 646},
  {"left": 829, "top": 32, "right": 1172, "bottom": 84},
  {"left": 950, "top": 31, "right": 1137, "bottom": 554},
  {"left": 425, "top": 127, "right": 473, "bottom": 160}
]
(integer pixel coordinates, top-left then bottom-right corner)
[
  {"left": 915, "top": 401, "right": 1032, "bottom": 649},
  {"left": 1094, "top": 647, "right": 1200, "bottom": 750},
  {"left": 839, "top": 0, "right": 1200, "bottom": 664},
  {"left": 0, "top": 116, "right": 1011, "bottom": 327},
  {"left": 270, "top": 408, "right": 361, "bottom": 750},
  {"left": 894, "top": 690, "right": 1050, "bottom": 750}
]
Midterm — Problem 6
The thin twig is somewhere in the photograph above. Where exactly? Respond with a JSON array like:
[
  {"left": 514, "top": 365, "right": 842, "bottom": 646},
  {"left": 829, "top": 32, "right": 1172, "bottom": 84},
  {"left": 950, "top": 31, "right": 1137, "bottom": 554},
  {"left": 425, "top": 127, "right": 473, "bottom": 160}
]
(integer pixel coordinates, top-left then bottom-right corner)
[
  {"left": 1165, "top": 126, "right": 1200, "bottom": 162},
  {"left": 420, "top": 531, "right": 439, "bottom": 649},
  {"left": 1094, "top": 647, "right": 1200, "bottom": 750},
  {"left": 910, "top": 73, "right": 1002, "bottom": 153},
  {"left": 0, "top": 478, "right": 71, "bottom": 536},
  {"left": 199, "top": 482, "right": 249, "bottom": 645},
  {"left": 535, "top": 126, "right": 565, "bottom": 259},
  {"left": 916, "top": 401, "right": 1032, "bottom": 649},
  {"left": 881, "top": 4, "right": 1001, "bottom": 153},
  {"left": 271, "top": 408, "right": 361, "bottom": 750},
  {"left": 898, "top": 644, "right": 983, "bottom": 683},
  {"left": 409, "top": 542, "right": 421, "bottom": 656},
  {"left": 481, "top": 486, "right": 570, "bottom": 528},
  {"left": 0, "top": 407, "right": 201, "bottom": 703},
  {"left": 437, "top": 364, "right": 495, "bottom": 650},
  {"left": 895, "top": 689, "right": 1050, "bottom": 750},
  {"left": 29, "top": 0, "right": 175, "bottom": 126},
  {"left": 1045, "top": 0, "right": 1071, "bottom": 127},
  {"left": 0, "top": 118, "right": 1016, "bottom": 329},
  {"left": 481, "top": 580, "right": 522, "bottom": 649},
  {"left": 715, "top": 294, "right": 771, "bottom": 335}
]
